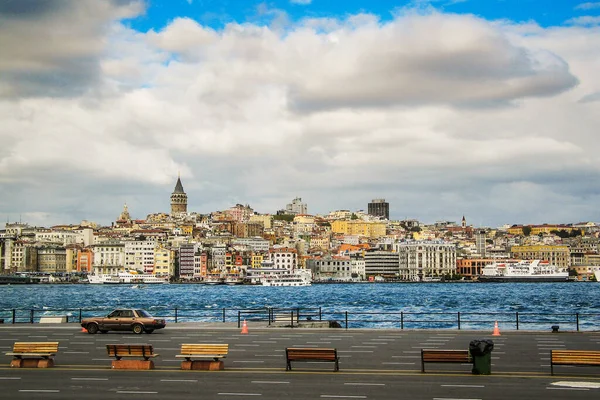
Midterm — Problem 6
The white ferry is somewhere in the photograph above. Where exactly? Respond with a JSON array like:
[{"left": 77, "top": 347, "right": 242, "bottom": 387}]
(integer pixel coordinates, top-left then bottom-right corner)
[
  {"left": 480, "top": 260, "right": 569, "bottom": 282},
  {"left": 203, "top": 275, "right": 224, "bottom": 285},
  {"left": 87, "top": 270, "right": 169, "bottom": 284},
  {"left": 261, "top": 270, "right": 312, "bottom": 287},
  {"left": 224, "top": 274, "right": 243, "bottom": 285},
  {"left": 595, "top": 269, "right": 600, "bottom": 283}
]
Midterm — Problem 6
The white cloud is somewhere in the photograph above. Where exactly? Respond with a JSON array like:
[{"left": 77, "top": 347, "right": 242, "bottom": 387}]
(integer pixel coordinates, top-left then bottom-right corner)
[
  {"left": 291, "top": 0, "right": 312, "bottom": 5},
  {"left": 1, "top": 6, "right": 600, "bottom": 227},
  {"left": 567, "top": 16, "right": 600, "bottom": 26}
]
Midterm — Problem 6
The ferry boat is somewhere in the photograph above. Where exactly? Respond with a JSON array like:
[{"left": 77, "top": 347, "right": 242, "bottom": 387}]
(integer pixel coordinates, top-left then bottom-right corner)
[
  {"left": 87, "top": 270, "right": 169, "bottom": 284},
  {"left": 203, "top": 275, "right": 224, "bottom": 285},
  {"left": 479, "top": 260, "right": 569, "bottom": 282},
  {"left": 595, "top": 270, "right": 600, "bottom": 283},
  {"left": 261, "top": 270, "right": 312, "bottom": 287},
  {"left": 224, "top": 274, "right": 243, "bottom": 285}
]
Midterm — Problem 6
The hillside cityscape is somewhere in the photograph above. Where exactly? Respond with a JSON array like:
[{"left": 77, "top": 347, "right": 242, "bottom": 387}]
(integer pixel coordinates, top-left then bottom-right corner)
[{"left": 1, "top": 176, "right": 599, "bottom": 284}]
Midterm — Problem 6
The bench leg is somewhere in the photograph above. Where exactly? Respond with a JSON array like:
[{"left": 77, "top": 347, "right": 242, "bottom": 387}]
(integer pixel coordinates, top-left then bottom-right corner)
[
  {"left": 286, "top": 360, "right": 292, "bottom": 371},
  {"left": 181, "top": 360, "right": 224, "bottom": 371},
  {"left": 334, "top": 359, "right": 339, "bottom": 372},
  {"left": 11, "top": 358, "right": 54, "bottom": 368},
  {"left": 111, "top": 360, "right": 154, "bottom": 370}
]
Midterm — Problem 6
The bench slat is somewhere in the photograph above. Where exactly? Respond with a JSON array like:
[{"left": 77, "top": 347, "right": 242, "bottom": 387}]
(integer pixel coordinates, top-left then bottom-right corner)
[
  {"left": 8, "top": 342, "right": 59, "bottom": 359},
  {"left": 176, "top": 344, "right": 229, "bottom": 361},
  {"left": 421, "top": 349, "right": 471, "bottom": 373},
  {"left": 106, "top": 344, "right": 158, "bottom": 360},
  {"left": 551, "top": 350, "right": 600, "bottom": 375}
]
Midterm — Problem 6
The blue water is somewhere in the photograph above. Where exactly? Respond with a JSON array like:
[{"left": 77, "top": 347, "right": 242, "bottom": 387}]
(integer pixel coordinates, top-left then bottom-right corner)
[{"left": 1, "top": 283, "right": 598, "bottom": 330}]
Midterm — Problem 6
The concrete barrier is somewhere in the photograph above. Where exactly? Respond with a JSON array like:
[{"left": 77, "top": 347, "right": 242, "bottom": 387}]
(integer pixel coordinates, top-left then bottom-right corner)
[{"left": 39, "top": 316, "right": 67, "bottom": 323}]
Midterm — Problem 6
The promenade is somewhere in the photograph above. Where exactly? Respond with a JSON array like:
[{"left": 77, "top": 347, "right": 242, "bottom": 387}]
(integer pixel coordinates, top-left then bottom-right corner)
[{"left": 0, "top": 322, "right": 599, "bottom": 399}]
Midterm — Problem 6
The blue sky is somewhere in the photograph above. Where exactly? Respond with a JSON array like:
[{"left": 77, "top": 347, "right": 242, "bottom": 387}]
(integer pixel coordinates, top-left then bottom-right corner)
[{"left": 128, "top": 0, "right": 600, "bottom": 32}]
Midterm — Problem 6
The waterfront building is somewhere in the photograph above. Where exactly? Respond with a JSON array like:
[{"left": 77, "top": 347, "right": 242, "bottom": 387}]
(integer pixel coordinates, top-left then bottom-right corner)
[
  {"left": 364, "top": 250, "right": 400, "bottom": 279},
  {"left": 456, "top": 258, "right": 496, "bottom": 279},
  {"left": 170, "top": 175, "right": 188, "bottom": 216},
  {"left": 37, "top": 245, "right": 67, "bottom": 274},
  {"left": 91, "top": 241, "right": 125, "bottom": 274},
  {"left": 308, "top": 255, "right": 352, "bottom": 281},
  {"left": 368, "top": 199, "right": 389, "bottom": 220},
  {"left": 510, "top": 245, "right": 570, "bottom": 268},
  {"left": 267, "top": 247, "right": 298, "bottom": 270},
  {"left": 124, "top": 240, "right": 157, "bottom": 274},
  {"left": 178, "top": 243, "right": 196, "bottom": 279},
  {"left": 285, "top": 197, "right": 307, "bottom": 215},
  {"left": 475, "top": 230, "right": 487, "bottom": 257},
  {"left": 76, "top": 248, "right": 93, "bottom": 273},
  {"left": 154, "top": 245, "right": 175, "bottom": 277},
  {"left": 350, "top": 253, "right": 366, "bottom": 280},
  {"left": 395, "top": 240, "right": 457, "bottom": 281}
]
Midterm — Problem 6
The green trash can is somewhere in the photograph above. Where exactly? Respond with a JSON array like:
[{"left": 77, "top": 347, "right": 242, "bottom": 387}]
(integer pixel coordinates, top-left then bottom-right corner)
[{"left": 469, "top": 339, "right": 494, "bottom": 375}]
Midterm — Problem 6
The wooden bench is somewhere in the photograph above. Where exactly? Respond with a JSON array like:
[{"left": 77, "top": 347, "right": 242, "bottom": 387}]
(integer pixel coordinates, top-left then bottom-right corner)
[
  {"left": 5, "top": 342, "right": 59, "bottom": 368},
  {"left": 421, "top": 349, "right": 472, "bottom": 373},
  {"left": 551, "top": 350, "right": 600, "bottom": 375},
  {"left": 106, "top": 344, "right": 158, "bottom": 370},
  {"left": 286, "top": 347, "right": 339, "bottom": 371},
  {"left": 175, "top": 344, "right": 229, "bottom": 370}
]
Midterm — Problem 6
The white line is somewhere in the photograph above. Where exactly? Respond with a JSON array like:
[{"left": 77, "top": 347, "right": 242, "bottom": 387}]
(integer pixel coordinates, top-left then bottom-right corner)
[
  {"left": 19, "top": 390, "right": 60, "bottom": 393},
  {"left": 65, "top": 351, "right": 90, "bottom": 354},
  {"left": 382, "top": 362, "right": 415, "bottom": 365},
  {"left": 0, "top": 377, "right": 21, "bottom": 380},
  {"left": 441, "top": 385, "right": 485, "bottom": 388},
  {"left": 117, "top": 391, "right": 158, "bottom": 394},
  {"left": 338, "top": 351, "right": 373, "bottom": 353},
  {"left": 233, "top": 361, "right": 264, "bottom": 363},
  {"left": 251, "top": 381, "right": 289, "bottom": 384},
  {"left": 433, "top": 398, "right": 481, "bottom": 400},
  {"left": 218, "top": 393, "right": 262, "bottom": 396},
  {"left": 71, "top": 378, "right": 108, "bottom": 381},
  {"left": 320, "top": 396, "right": 367, "bottom": 399},
  {"left": 344, "top": 383, "right": 385, "bottom": 386},
  {"left": 547, "top": 388, "right": 589, "bottom": 391},
  {"left": 160, "top": 379, "right": 198, "bottom": 382}
]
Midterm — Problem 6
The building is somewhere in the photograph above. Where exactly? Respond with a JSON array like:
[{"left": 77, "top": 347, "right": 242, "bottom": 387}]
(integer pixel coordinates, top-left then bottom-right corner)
[
  {"left": 368, "top": 199, "right": 389, "bottom": 220},
  {"left": 124, "top": 240, "right": 157, "bottom": 274},
  {"left": 456, "top": 258, "right": 495, "bottom": 280},
  {"left": 510, "top": 245, "right": 570, "bottom": 268},
  {"left": 285, "top": 197, "right": 307, "bottom": 215},
  {"left": 37, "top": 246, "right": 67, "bottom": 274},
  {"left": 178, "top": 244, "right": 196, "bottom": 279},
  {"left": 475, "top": 230, "right": 487, "bottom": 257},
  {"left": 92, "top": 241, "right": 125, "bottom": 274},
  {"left": 170, "top": 175, "right": 188, "bottom": 216},
  {"left": 330, "top": 220, "right": 387, "bottom": 238},
  {"left": 364, "top": 250, "right": 400, "bottom": 279},
  {"left": 308, "top": 255, "right": 352, "bottom": 281},
  {"left": 395, "top": 240, "right": 457, "bottom": 281}
]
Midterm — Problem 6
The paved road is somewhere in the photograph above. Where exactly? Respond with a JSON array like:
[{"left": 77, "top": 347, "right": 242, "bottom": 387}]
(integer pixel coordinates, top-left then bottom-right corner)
[{"left": 0, "top": 323, "right": 599, "bottom": 399}]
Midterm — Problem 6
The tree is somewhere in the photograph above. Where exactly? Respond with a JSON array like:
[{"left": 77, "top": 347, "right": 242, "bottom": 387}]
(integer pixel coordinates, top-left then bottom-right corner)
[
  {"left": 351, "top": 213, "right": 359, "bottom": 220},
  {"left": 522, "top": 226, "right": 532, "bottom": 236}
]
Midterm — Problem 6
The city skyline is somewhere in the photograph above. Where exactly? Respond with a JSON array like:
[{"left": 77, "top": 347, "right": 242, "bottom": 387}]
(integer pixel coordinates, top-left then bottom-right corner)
[{"left": 1, "top": 1, "right": 599, "bottom": 227}]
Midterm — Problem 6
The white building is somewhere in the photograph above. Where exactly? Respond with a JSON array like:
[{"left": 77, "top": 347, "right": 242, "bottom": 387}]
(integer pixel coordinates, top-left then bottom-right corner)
[
  {"left": 232, "top": 237, "right": 270, "bottom": 252},
  {"left": 311, "top": 256, "right": 352, "bottom": 281},
  {"left": 124, "top": 240, "right": 157, "bottom": 274},
  {"left": 285, "top": 197, "right": 307, "bottom": 215},
  {"left": 267, "top": 247, "right": 298, "bottom": 270},
  {"left": 395, "top": 240, "right": 457, "bottom": 281},
  {"left": 92, "top": 241, "right": 125, "bottom": 274}
]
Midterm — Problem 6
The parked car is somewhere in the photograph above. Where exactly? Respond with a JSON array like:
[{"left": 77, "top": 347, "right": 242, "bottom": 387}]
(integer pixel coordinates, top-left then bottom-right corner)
[{"left": 81, "top": 309, "right": 166, "bottom": 334}]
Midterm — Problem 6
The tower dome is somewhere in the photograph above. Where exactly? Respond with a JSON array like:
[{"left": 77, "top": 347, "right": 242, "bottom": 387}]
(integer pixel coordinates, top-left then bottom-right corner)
[{"left": 171, "top": 175, "right": 188, "bottom": 215}]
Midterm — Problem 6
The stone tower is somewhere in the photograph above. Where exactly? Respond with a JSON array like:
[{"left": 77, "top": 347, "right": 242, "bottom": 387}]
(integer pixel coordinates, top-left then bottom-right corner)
[{"left": 170, "top": 175, "right": 188, "bottom": 215}]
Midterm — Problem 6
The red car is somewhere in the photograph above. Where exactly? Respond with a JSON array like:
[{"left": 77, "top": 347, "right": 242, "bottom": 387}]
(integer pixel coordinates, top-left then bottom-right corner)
[{"left": 81, "top": 309, "right": 166, "bottom": 334}]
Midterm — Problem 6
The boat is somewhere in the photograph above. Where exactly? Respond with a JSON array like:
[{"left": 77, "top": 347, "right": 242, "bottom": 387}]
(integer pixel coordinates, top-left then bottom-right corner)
[
  {"left": 479, "top": 260, "right": 569, "bottom": 282},
  {"left": 203, "top": 274, "right": 224, "bottom": 285},
  {"left": 224, "top": 274, "right": 243, "bottom": 285},
  {"left": 595, "top": 270, "right": 600, "bottom": 282},
  {"left": 87, "top": 270, "right": 169, "bottom": 284},
  {"left": 261, "top": 269, "right": 312, "bottom": 287}
]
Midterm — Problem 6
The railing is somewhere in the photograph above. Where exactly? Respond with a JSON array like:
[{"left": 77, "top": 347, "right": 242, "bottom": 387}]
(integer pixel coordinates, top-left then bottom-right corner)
[{"left": 0, "top": 307, "right": 598, "bottom": 331}]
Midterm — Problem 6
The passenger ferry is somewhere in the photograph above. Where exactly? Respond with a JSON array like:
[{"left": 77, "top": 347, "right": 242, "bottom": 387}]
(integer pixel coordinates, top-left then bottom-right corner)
[
  {"left": 261, "top": 269, "right": 312, "bottom": 287},
  {"left": 480, "top": 260, "right": 569, "bottom": 282},
  {"left": 87, "top": 270, "right": 169, "bottom": 284}
]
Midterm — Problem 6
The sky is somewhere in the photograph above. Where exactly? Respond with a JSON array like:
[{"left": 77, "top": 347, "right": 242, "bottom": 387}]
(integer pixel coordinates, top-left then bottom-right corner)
[{"left": 1, "top": 0, "right": 600, "bottom": 229}]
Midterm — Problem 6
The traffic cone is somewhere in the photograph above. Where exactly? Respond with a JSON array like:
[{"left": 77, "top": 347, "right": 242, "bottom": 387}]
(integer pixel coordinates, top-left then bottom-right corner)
[
  {"left": 81, "top": 326, "right": 87, "bottom": 333},
  {"left": 241, "top": 319, "right": 248, "bottom": 334},
  {"left": 492, "top": 321, "right": 501, "bottom": 336}
]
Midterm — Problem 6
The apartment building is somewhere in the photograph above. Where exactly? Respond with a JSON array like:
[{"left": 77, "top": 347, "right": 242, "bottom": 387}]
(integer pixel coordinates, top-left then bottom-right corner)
[
  {"left": 395, "top": 241, "right": 457, "bottom": 281},
  {"left": 510, "top": 245, "right": 570, "bottom": 268}
]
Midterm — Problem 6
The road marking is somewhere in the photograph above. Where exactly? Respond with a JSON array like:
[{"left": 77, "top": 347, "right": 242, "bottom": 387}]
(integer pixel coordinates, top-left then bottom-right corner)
[
  {"left": 218, "top": 393, "right": 262, "bottom": 396},
  {"left": 160, "top": 379, "right": 198, "bottom": 382},
  {"left": 433, "top": 398, "right": 481, "bottom": 400},
  {"left": 441, "top": 385, "right": 484, "bottom": 388},
  {"left": 251, "top": 381, "right": 289, "bottom": 384},
  {"left": 71, "top": 378, "right": 109, "bottom": 381},
  {"left": 320, "top": 396, "right": 367, "bottom": 399},
  {"left": 551, "top": 381, "right": 600, "bottom": 389},
  {"left": 338, "top": 351, "right": 373, "bottom": 353},
  {"left": 235, "top": 344, "right": 260, "bottom": 347},
  {"left": 382, "top": 362, "right": 415, "bottom": 365},
  {"left": 233, "top": 361, "right": 265, "bottom": 363},
  {"left": 65, "top": 351, "right": 90, "bottom": 354},
  {"left": 19, "top": 390, "right": 60, "bottom": 393},
  {"left": 352, "top": 346, "right": 375, "bottom": 348},
  {"left": 0, "top": 377, "right": 21, "bottom": 380},
  {"left": 344, "top": 383, "right": 385, "bottom": 386},
  {"left": 117, "top": 391, "right": 158, "bottom": 394},
  {"left": 547, "top": 387, "right": 589, "bottom": 391},
  {"left": 392, "top": 356, "right": 419, "bottom": 359},
  {"left": 253, "top": 341, "right": 277, "bottom": 344}
]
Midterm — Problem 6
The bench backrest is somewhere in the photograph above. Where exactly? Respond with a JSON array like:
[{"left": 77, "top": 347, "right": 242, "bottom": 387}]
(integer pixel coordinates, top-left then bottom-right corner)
[
  {"left": 179, "top": 344, "right": 229, "bottom": 355},
  {"left": 13, "top": 342, "right": 59, "bottom": 354},
  {"left": 107, "top": 344, "right": 154, "bottom": 357},
  {"left": 551, "top": 350, "right": 600, "bottom": 365},
  {"left": 421, "top": 349, "right": 471, "bottom": 363},
  {"left": 286, "top": 348, "right": 337, "bottom": 360}
]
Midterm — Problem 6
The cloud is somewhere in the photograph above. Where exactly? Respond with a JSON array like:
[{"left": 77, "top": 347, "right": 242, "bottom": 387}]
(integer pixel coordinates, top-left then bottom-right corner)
[
  {"left": 0, "top": 7, "right": 599, "bottom": 227},
  {"left": 567, "top": 16, "right": 600, "bottom": 26},
  {"left": 0, "top": 0, "right": 144, "bottom": 98},
  {"left": 290, "top": 0, "right": 312, "bottom": 5},
  {"left": 575, "top": 2, "right": 600, "bottom": 10}
]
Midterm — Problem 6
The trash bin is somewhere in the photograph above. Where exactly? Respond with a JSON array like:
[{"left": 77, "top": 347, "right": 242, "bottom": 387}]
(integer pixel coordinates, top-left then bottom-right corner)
[{"left": 469, "top": 339, "right": 494, "bottom": 375}]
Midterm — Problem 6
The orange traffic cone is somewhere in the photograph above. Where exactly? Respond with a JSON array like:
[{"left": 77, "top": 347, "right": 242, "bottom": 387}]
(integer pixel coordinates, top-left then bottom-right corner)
[
  {"left": 81, "top": 326, "right": 87, "bottom": 333},
  {"left": 492, "top": 321, "right": 501, "bottom": 336},
  {"left": 241, "top": 319, "right": 248, "bottom": 334}
]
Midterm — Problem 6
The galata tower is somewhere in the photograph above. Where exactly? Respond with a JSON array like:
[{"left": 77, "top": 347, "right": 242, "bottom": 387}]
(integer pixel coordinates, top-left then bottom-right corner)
[{"left": 170, "top": 174, "right": 188, "bottom": 215}]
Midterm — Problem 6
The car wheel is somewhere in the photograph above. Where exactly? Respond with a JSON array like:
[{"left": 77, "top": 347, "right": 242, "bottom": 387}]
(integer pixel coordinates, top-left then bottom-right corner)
[
  {"left": 100, "top": 330, "right": 108, "bottom": 334},
  {"left": 87, "top": 323, "right": 99, "bottom": 334},
  {"left": 144, "top": 329, "right": 154, "bottom": 334},
  {"left": 132, "top": 324, "right": 144, "bottom": 334}
]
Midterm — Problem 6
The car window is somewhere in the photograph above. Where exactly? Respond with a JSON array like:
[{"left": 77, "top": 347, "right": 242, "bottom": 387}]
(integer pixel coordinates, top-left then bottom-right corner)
[
  {"left": 108, "top": 310, "right": 121, "bottom": 318},
  {"left": 136, "top": 310, "right": 151, "bottom": 318},
  {"left": 121, "top": 310, "right": 134, "bottom": 318}
]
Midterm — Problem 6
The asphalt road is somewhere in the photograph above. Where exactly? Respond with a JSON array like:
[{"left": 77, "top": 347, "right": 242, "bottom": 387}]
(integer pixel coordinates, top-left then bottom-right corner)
[{"left": 0, "top": 323, "right": 599, "bottom": 399}]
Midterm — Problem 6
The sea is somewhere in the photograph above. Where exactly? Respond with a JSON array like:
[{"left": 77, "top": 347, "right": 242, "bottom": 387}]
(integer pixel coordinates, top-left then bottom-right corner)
[{"left": 1, "top": 282, "right": 598, "bottom": 330}]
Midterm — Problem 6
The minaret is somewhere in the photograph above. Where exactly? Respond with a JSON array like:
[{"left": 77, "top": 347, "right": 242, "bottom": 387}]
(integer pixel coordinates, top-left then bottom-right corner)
[
  {"left": 118, "top": 203, "right": 131, "bottom": 222},
  {"left": 461, "top": 215, "right": 466, "bottom": 228},
  {"left": 171, "top": 174, "right": 188, "bottom": 216}
]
